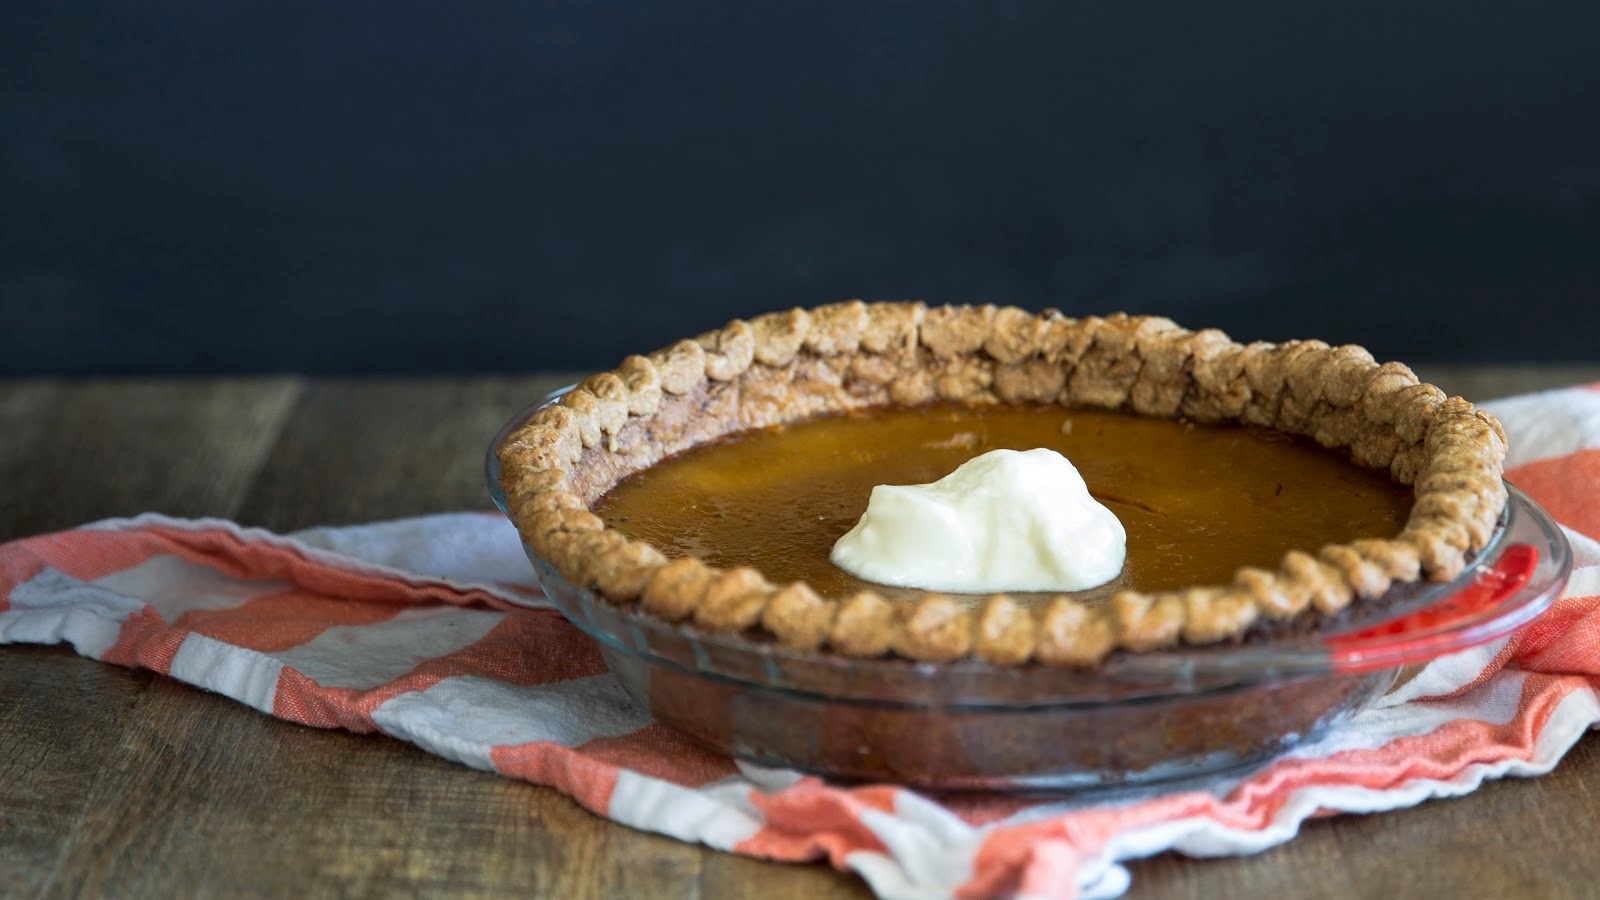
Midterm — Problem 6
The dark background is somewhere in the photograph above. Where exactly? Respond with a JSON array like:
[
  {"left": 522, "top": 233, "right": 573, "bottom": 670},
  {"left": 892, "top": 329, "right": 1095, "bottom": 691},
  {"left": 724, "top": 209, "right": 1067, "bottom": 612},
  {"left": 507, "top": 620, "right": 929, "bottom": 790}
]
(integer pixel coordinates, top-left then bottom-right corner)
[{"left": 4, "top": 0, "right": 1598, "bottom": 374}]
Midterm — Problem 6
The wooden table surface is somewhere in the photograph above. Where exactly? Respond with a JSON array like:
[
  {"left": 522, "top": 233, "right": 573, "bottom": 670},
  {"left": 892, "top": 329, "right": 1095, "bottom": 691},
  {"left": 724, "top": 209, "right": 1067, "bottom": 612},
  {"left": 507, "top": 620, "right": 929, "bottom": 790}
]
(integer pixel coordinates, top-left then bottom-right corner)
[{"left": 3, "top": 367, "right": 1599, "bottom": 900}]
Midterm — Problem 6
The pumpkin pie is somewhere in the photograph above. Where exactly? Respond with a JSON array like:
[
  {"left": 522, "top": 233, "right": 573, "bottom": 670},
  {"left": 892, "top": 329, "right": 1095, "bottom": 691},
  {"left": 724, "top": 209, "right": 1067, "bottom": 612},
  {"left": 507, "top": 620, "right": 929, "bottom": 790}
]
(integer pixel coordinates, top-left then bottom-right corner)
[{"left": 494, "top": 302, "right": 1508, "bottom": 668}]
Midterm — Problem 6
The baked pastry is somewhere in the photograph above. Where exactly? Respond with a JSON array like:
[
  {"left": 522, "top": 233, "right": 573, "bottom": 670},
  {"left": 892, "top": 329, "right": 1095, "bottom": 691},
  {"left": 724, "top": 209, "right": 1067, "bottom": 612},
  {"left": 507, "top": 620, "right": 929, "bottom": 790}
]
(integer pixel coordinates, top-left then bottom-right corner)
[{"left": 495, "top": 302, "right": 1508, "bottom": 667}]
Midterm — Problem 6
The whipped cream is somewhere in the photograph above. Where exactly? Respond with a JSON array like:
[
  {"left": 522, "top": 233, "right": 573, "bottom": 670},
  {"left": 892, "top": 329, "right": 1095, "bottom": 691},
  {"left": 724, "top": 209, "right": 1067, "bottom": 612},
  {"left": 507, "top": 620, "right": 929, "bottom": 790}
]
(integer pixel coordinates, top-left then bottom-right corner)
[{"left": 829, "top": 448, "right": 1126, "bottom": 593}]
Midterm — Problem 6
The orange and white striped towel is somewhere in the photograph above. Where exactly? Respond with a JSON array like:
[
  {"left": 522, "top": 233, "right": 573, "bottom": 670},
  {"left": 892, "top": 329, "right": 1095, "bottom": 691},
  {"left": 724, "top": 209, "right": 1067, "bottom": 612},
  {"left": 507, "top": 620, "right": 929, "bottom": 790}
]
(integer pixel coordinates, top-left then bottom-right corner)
[{"left": 4, "top": 384, "right": 1600, "bottom": 900}]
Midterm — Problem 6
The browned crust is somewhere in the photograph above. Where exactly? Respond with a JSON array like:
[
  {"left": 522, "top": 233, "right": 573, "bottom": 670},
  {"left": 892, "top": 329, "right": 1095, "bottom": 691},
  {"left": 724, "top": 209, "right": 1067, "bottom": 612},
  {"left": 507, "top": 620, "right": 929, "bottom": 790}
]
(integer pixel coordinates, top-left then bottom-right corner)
[{"left": 496, "top": 303, "right": 1508, "bottom": 667}]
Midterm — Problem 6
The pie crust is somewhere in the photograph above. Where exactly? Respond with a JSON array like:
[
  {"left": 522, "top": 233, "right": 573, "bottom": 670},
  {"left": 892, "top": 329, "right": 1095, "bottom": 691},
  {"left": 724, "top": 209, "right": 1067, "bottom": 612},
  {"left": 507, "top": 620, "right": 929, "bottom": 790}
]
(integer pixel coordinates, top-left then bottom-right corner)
[{"left": 495, "top": 302, "right": 1508, "bottom": 667}]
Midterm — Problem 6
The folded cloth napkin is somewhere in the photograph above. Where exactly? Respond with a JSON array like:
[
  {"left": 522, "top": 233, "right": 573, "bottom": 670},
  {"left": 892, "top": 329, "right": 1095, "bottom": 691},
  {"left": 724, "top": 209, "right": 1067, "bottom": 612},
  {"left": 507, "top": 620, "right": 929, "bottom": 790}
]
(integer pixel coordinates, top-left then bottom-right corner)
[{"left": 4, "top": 384, "right": 1599, "bottom": 900}]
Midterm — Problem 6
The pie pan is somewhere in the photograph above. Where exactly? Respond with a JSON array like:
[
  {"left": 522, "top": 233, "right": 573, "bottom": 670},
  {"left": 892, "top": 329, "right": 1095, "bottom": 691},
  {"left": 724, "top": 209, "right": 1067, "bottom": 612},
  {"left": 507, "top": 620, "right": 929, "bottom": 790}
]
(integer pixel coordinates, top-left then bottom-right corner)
[{"left": 486, "top": 393, "right": 1571, "bottom": 792}]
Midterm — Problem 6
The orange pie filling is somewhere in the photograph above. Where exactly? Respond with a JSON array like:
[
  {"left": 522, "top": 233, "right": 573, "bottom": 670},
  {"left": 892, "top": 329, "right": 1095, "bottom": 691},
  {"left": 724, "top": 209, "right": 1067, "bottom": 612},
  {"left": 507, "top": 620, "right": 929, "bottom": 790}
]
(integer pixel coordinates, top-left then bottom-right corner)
[{"left": 596, "top": 405, "right": 1413, "bottom": 608}]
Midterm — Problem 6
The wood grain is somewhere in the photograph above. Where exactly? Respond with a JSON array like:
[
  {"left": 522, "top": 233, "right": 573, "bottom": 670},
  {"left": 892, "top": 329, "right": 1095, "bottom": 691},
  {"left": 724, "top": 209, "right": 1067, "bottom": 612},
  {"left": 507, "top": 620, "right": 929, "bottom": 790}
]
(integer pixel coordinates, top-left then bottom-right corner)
[
  {"left": 2, "top": 368, "right": 1598, "bottom": 899},
  {"left": 0, "top": 646, "right": 155, "bottom": 899},
  {"left": 1415, "top": 365, "right": 1600, "bottom": 403},
  {"left": 234, "top": 376, "right": 577, "bottom": 531},
  {"left": 33, "top": 670, "right": 712, "bottom": 899},
  {"left": 0, "top": 377, "right": 300, "bottom": 539}
]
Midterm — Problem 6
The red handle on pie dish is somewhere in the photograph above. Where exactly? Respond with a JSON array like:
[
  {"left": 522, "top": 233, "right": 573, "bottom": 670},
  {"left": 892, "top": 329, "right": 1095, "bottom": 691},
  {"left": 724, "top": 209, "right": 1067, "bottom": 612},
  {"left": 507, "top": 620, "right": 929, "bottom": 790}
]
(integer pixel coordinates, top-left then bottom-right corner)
[{"left": 1326, "top": 544, "right": 1540, "bottom": 673}]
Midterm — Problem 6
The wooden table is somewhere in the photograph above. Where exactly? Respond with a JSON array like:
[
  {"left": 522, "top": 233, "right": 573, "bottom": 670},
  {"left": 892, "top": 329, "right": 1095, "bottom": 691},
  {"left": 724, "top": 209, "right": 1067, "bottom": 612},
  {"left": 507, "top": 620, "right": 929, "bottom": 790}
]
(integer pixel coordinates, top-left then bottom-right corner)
[{"left": 3, "top": 368, "right": 1598, "bottom": 899}]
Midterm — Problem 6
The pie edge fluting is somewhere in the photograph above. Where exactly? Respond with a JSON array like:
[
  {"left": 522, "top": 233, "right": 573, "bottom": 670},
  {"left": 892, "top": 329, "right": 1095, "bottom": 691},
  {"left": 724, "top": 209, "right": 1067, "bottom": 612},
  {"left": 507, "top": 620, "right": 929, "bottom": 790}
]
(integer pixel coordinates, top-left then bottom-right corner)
[{"left": 495, "top": 302, "right": 1508, "bottom": 667}]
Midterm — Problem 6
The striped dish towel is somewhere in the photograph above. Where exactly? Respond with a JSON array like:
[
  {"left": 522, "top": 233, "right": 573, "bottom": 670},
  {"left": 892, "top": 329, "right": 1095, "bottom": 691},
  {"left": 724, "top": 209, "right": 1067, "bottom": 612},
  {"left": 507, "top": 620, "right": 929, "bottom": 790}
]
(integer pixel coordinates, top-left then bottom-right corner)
[{"left": 4, "top": 385, "right": 1599, "bottom": 900}]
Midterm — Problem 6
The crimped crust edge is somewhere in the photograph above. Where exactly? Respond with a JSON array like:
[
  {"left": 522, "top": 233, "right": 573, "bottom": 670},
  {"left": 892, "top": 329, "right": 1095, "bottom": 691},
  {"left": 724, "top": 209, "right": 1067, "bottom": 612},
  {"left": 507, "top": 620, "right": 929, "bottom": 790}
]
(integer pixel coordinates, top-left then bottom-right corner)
[{"left": 496, "top": 302, "right": 1508, "bottom": 667}]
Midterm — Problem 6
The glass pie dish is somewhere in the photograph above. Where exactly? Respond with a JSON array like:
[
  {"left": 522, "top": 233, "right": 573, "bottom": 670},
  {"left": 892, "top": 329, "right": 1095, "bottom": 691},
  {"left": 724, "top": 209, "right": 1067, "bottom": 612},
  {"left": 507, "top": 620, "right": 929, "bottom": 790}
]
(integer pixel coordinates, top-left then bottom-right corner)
[{"left": 486, "top": 394, "right": 1572, "bottom": 792}]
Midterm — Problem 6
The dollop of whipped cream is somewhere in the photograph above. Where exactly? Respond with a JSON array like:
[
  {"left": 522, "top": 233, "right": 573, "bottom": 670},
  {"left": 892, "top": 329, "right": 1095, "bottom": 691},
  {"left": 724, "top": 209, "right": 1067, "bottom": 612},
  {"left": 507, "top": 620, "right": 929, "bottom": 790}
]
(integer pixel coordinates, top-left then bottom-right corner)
[{"left": 829, "top": 448, "right": 1126, "bottom": 593}]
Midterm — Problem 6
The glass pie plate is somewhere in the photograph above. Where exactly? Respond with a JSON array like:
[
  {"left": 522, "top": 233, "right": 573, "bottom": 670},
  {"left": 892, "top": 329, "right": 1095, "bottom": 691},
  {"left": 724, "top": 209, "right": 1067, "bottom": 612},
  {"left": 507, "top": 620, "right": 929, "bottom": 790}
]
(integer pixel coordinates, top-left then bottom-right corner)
[{"left": 486, "top": 395, "right": 1572, "bottom": 792}]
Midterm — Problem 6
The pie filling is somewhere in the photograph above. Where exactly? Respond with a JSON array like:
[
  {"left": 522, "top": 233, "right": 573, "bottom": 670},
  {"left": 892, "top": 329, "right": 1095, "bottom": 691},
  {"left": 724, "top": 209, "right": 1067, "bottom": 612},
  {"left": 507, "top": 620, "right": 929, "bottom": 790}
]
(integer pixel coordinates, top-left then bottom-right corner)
[{"left": 595, "top": 404, "right": 1413, "bottom": 607}]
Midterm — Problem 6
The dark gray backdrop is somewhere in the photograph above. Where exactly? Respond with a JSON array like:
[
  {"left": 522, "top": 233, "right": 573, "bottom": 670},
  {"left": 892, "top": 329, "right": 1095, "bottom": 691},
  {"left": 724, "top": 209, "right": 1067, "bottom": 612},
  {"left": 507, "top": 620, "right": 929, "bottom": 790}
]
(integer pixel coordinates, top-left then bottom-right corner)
[{"left": 4, "top": 0, "right": 1598, "bottom": 374}]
